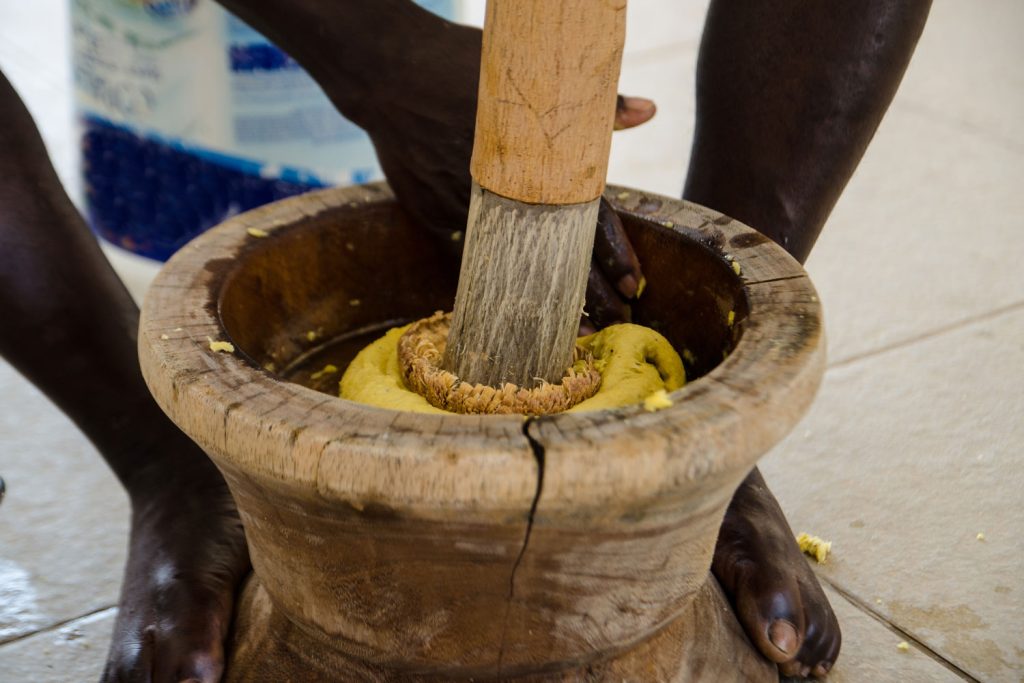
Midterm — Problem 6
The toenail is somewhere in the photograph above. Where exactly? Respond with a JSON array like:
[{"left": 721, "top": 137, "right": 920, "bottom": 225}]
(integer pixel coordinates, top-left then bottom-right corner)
[{"left": 768, "top": 619, "right": 799, "bottom": 655}]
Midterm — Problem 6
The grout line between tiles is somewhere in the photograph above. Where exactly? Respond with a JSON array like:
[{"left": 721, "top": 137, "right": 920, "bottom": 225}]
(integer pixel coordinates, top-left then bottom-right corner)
[
  {"left": 828, "top": 299, "right": 1024, "bottom": 370},
  {"left": 0, "top": 604, "right": 116, "bottom": 649},
  {"left": 817, "top": 573, "right": 979, "bottom": 682}
]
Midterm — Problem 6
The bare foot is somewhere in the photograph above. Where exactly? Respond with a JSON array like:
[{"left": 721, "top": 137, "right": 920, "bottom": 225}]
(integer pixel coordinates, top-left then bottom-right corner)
[
  {"left": 101, "top": 432, "right": 249, "bottom": 683},
  {"left": 712, "top": 468, "right": 841, "bottom": 678}
]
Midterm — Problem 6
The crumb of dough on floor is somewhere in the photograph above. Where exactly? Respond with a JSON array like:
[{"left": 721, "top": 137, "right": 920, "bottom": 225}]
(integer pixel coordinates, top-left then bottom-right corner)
[{"left": 797, "top": 532, "right": 832, "bottom": 564}]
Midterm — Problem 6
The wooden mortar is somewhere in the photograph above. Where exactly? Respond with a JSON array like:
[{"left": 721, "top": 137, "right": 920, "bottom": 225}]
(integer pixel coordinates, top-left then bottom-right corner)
[{"left": 139, "top": 182, "right": 825, "bottom": 682}]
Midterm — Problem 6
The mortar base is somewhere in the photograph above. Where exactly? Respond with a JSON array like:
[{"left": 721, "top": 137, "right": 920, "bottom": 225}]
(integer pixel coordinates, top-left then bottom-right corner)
[{"left": 223, "top": 574, "right": 776, "bottom": 683}]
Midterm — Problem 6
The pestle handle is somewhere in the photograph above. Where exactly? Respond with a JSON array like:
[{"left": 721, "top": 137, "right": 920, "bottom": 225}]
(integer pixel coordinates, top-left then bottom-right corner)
[
  {"left": 443, "top": 0, "right": 627, "bottom": 388},
  {"left": 470, "top": 0, "right": 627, "bottom": 206}
]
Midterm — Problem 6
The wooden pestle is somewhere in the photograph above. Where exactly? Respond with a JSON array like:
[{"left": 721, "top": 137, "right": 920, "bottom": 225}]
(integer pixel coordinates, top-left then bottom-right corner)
[{"left": 442, "top": 0, "right": 627, "bottom": 388}]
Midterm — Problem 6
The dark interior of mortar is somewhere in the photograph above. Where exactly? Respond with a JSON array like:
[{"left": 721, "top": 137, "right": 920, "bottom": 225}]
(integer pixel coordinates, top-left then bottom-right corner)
[{"left": 217, "top": 199, "right": 749, "bottom": 397}]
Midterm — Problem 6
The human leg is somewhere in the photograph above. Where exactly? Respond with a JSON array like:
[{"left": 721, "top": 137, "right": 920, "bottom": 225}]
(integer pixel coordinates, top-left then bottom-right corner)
[{"left": 684, "top": 1, "right": 931, "bottom": 676}]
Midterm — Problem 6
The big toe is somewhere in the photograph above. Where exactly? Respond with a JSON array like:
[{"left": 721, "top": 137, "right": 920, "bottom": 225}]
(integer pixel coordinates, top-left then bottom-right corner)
[{"left": 736, "top": 581, "right": 807, "bottom": 665}]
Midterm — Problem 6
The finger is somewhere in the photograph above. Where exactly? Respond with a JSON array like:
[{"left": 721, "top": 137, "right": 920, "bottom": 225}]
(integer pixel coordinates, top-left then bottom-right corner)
[
  {"left": 586, "top": 258, "right": 632, "bottom": 330},
  {"left": 614, "top": 95, "right": 656, "bottom": 130},
  {"left": 579, "top": 316, "right": 597, "bottom": 337},
  {"left": 594, "top": 198, "right": 643, "bottom": 299}
]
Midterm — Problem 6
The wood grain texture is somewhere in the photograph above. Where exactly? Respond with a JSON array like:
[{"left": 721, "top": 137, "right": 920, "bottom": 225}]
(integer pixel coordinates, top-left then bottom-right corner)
[
  {"left": 139, "top": 185, "right": 538, "bottom": 674},
  {"left": 137, "top": 182, "right": 824, "bottom": 680},
  {"left": 224, "top": 575, "right": 775, "bottom": 682},
  {"left": 471, "top": 0, "right": 626, "bottom": 205},
  {"left": 443, "top": 184, "right": 597, "bottom": 386},
  {"left": 503, "top": 191, "right": 827, "bottom": 673}
]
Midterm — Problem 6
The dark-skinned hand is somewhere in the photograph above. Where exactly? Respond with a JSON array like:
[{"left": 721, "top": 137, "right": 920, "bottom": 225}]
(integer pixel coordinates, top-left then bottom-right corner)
[
  {"left": 368, "top": 68, "right": 654, "bottom": 334},
  {"left": 220, "top": 2, "right": 654, "bottom": 334}
]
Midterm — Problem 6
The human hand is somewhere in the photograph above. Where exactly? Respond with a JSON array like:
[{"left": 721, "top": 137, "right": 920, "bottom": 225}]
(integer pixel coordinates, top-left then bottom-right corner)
[
  {"left": 370, "top": 85, "right": 653, "bottom": 334},
  {"left": 345, "top": 24, "right": 653, "bottom": 332},
  {"left": 214, "top": 2, "right": 654, "bottom": 324}
]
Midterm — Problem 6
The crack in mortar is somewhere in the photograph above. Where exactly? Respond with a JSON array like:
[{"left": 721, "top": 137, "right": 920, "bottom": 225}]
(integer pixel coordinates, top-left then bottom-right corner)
[{"left": 496, "top": 416, "right": 546, "bottom": 674}]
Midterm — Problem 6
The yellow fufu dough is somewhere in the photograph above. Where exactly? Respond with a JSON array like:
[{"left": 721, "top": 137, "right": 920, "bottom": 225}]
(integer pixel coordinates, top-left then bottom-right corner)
[
  {"left": 340, "top": 323, "right": 685, "bottom": 415},
  {"left": 572, "top": 324, "right": 685, "bottom": 412},
  {"left": 340, "top": 326, "right": 448, "bottom": 414},
  {"left": 310, "top": 364, "right": 339, "bottom": 381},
  {"left": 643, "top": 389, "right": 674, "bottom": 412},
  {"left": 208, "top": 339, "right": 235, "bottom": 354},
  {"left": 797, "top": 532, "right": 832, "bottom": 564}
]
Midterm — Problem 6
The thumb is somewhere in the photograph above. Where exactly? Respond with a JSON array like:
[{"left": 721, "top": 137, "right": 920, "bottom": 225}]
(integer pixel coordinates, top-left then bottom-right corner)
[{"left": 614, "top": 95, "right": 657, "bottom": 130}]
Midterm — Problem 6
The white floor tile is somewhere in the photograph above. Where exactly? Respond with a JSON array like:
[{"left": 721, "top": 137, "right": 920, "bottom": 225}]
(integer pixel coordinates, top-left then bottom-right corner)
[
  {"left": 806, "top": 103, "right": 1024, "bottom": 365},
  {"left": 0, "top": 608, "right": 115, "bottom": 683},
  {"left": 897, "top": 0, "right": 1024, "bottom": 154},
  {"left": 609, "top": 49, "right": 695, "bottom": 198},
  {"left": 0, "top": 361, "right": 127, "bottom": 644},
  {"left": 761, "top": 307, "right": 1024, "bottom": 682},
  {"left": 623, "top": 0, "right": 709, "bottom": 59},
  {"left": 794, "top": 585, "right": 964, "bottom": 683}
]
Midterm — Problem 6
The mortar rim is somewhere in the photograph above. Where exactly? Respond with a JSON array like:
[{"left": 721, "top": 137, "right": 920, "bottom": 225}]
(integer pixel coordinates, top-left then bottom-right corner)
[{"left": 138, "top": 182, "right": 824, "bottom": 513}]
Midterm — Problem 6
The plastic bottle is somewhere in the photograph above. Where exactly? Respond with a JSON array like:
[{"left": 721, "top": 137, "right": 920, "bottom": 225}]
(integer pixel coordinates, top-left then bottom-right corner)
[{"left": 71, "top": 0, "right": 459, "bottom": 260}]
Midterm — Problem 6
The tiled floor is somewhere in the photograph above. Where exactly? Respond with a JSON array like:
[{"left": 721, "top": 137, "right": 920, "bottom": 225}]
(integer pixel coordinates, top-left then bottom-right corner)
[{"left": 1, "top": 1, "right": 1021, "bottom": 681}]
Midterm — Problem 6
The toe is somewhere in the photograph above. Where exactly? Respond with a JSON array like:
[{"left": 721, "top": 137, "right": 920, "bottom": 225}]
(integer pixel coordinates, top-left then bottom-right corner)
[
  {"left": 793, "top": 581, "right": 842, "bottom": 677},
  {"left": 152, "top": 622, "right": 226, "bottom": 683},
  {"left": 812, "top": 621, "right": 842, "bottom": 677},
  {"left": 175, "top": 649, "right": 223, "bottom": 683},
  {"left": 103, "top": 624, "right": 156, "bottom": 683},
  {"left": 778, "top": 658, "right": 804, "bottom": 678},
  {"left": 768, "top": 618, "right": 800, "bottom": 657},
  {"left": 735, "top": 577, "right": 807, "bottom": 665}
]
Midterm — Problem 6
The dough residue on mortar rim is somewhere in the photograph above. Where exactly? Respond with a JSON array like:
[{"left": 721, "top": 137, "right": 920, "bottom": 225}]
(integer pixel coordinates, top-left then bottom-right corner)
[
  {"left": 339, "top": 322, "right": 685, "bottom": 415},
  {"left": 208, "top": 338, "right": 235, "bottom": 354}
]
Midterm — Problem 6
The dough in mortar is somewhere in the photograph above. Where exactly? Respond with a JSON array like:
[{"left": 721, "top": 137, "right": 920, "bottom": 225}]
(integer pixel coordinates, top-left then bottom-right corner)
[{"left": 340, "top": 322, "right": 685, "bottom": 415}]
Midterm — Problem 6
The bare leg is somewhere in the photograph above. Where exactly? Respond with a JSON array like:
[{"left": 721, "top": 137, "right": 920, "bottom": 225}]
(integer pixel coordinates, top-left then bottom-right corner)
[
  {"left": 0, "top": 72, "right": 248, "bottom": 683},
  {"left": 684, "top": 1, "right": 931, "bottom": 677}
]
